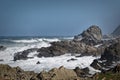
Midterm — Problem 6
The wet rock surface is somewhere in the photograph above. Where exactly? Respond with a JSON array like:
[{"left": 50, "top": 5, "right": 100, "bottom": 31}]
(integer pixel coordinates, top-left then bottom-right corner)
[
  {"left": 14, "top": 48, "right": 38, "bottom": 61},
  {"left": 37, "top": 40, "right": 98, "bottom": 58},
  {"left": 91, "top": 39, "right": 120, "bottom": 71},
  {"left": 38, "top": 66, "right": 80, "bottom": 80}
]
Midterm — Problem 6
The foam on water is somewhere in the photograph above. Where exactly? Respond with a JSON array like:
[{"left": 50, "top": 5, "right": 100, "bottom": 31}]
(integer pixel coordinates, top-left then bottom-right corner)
[
  {"left": 0, "top": 54, "right": 99, "bottom": 73},
  {"left": 11, "top": 38, "right": 60, "bottom": 43},
  {"left": 0, "top": 37, "right": 99, "bottom": 74},
  {"left": 0, "top": 41, "right": 50, "bottom": 61}
]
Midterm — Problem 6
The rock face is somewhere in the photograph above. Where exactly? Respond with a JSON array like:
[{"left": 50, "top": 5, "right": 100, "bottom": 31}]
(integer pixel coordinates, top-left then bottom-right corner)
[
  {"left": 14, "top": 48, "right": 38, "bottom": 61},
  {"left": 0, "top": 64, "right": 93, "bottom": 80},
  {"left": 1, "top": 64, "right": 120, "bottom": 80},
  {"left": 37, "top": 41, "right": 98, "bottom": 58},
  {"left": 37, "top": 66, "right": 80, "bottom": 80},
  {"left": 0, "top": 64, "right": 38, "bottom": 80},
  {"left": 74, "top": 25, "right": 102, "bottom": 45},
  {"left": 101, "top": 42, "right": 120, "bottom": 62},
  {"left": 91, "top": 41, "right": 120, "bottom": 70},
  {"left": 112, "top": 25, "right": 120, "bottom": 36},
  {"left": 92, "top": 64, "right": 120, "bottom": 80}
]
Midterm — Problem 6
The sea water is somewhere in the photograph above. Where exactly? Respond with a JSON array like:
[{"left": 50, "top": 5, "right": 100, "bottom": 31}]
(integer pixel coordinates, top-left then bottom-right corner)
[{"left": 0, "top": 36, "right": 99, "bottom": 73}]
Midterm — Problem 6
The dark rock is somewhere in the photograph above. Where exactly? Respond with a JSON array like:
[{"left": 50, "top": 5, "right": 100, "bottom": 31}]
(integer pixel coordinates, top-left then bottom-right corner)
[
  {"left": 92, "top": 63, "right": 120, "bottom": 80},
  {"left": 36, "top": 61, "right": 40, "bottom": 64},
  {"left": 90, "top": 59, "right": 102, "bottom": 70},
  {"left": 0, "top": 59, "right": 4, "bottom": 61},
  {"left": 67, "top": 58, "right": 77, "bottom": 62},
  {"left": 0, "top": 46, "right": 6, "bottom": 51},
  {"left": 101, "top": 42, "right": 120, "bottom": 61},
  {"left": 74, "top": 25, "right": 102, "bottom": 45},
  {"left": 112, "top": 64, "right": 120, "bottom": 73},
  {"left": 37, "top": 40, "right": 98, "bottom": 58},
  {"left": 91, "top": 41, "right": 120, "bottom": 71},
  {"left": 74, "top": 67, "right": 89, "bottom": 77},
  {"left": 14, "top": 48, "right": 38, "bottom": 61}
]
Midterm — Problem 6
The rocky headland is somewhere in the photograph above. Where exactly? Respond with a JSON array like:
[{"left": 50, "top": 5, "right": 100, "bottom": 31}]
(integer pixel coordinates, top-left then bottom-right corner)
[{"left": 14, "top": 25, "right": 102, "bottom": 61}]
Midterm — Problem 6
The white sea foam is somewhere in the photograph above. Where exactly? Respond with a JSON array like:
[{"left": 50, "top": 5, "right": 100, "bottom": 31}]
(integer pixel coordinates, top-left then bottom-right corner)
[
  {"left": 0, "top": 37, "right": 99, "bottom": 74},
  {"left": 0, "top": 54, "right": 99, "bottom": 73},
  {"left": 0, "top": 41, "right": 50, "bottom": 61},
  {"left": 11, "top": 38, "right": 60, "bottom": 43},
  {"left": 11, "top": 39, "right": 38, "bottom": 43}
]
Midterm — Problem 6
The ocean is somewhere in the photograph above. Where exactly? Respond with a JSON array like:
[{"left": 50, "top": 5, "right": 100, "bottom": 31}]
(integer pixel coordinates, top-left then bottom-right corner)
[{"left": 0, "top": 36, "right": 99, "bottom": 73}]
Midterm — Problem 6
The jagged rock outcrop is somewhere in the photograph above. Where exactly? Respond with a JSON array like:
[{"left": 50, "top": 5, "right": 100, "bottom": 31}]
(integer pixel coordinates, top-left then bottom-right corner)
[
  {"left": 91, "top": 40, "right": 120, "bottom": 70},
  {"left": 37, "top": 41, "right": 98, "bottom": 58},
  {"left": 13, "top": 40, "right": 99, "bottom": 61},
  {"left": 112, "top": 25, "right": 120, "bottom": 36},
  {"left": 0, "top": 64, "right": 38, "bottom": 80},
  {"left": 1, "top": 64, "right": 120, "bottom": 80},
  {"left": 14, "top": 48, "right": 38, "bottom": 61},
  {"left": 74, "top": 25, "right": 102, "bottom": 45},
  {"left": 37, "top": 66, "right": 80, "bottom": 80},
  {"left": 74, "top": 67, "right": 90, "bottom": 78},
  {"left": 92, "top": 64, "right": 120, "bottom": 80},
  {"left": 0, "top": 64, "right": 94, "bottom": 80},
  {"left": 101, "top": 42, "right": 120, "bottom": 62}
]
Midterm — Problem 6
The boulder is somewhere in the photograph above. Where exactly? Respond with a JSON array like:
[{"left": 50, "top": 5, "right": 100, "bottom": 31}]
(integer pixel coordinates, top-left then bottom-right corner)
[
  {"left": 100, "top": 42, "right": 120, "bottom": 61},
  {"left": 0, "top": 64, "right": 38, "bottom": 80},
  {"left": 36, "top": 61, "right": 41, "bottom": 64},
  {"left": 92, "top": 64, "right": 120, "bottom": 80},
  {"left": 14, "top": 48, "right": 38, "bottom": 61},
  {"left": 74, "top": 25, "right": 102, "bottom": 45},
  {"left": 37, "top": 66, "right": 80, "bottom": 80},
  {"left": 112, "top": 64, "right": 120, "bottom": 73}
]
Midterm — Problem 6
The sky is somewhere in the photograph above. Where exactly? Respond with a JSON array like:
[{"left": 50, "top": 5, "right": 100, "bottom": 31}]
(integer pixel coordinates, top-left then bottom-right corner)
[{"left": 0, "top": 0, "right": 120, "bottom": 36}]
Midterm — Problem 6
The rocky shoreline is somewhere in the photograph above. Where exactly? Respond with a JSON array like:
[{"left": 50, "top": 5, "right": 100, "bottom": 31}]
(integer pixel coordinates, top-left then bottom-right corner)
[
  {"left": 0, "top": 63, "right": 120, "bottom": 80},
  {"left": 1, "top": 25, "right": 120, "bottom": 80}
]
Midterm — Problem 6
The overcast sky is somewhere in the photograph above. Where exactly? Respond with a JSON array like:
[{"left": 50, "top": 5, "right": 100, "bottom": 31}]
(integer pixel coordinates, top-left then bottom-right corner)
[{"left": 0, "top": 0, "right": 120, "bottom": 36}]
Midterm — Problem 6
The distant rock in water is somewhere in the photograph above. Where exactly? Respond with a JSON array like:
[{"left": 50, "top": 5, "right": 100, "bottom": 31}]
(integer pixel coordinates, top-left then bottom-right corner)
[
  {"left": 0, "top": 46, "right": 6, "bottom": 51},
  {"left": 74, "top": 25, "right": 102, "bottom": 45},
  {"left": 14, "top": 48, "right": 38, "bottom": 61},
  {"left": 112, "top": 25, "right": 120, "bottom": 37}
]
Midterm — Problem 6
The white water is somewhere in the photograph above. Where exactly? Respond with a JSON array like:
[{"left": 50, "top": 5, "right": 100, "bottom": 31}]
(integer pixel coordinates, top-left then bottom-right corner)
[
  {"left": 0, "top": 37, "right": 99, "bottom": 73},
  {"left": 0, "top": 54, "right": 99, "bottom": 73},
  {"left": 11, "top": 38, "right": 60, "bottom": 43}
]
